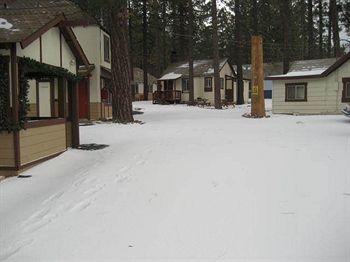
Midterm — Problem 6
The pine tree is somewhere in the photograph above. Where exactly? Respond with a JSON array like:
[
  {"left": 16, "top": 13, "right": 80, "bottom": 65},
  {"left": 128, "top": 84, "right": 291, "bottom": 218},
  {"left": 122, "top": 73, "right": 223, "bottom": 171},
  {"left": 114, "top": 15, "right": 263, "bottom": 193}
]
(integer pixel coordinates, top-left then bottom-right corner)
[
  {"left": 281, "top": 0, "right": 290, "bottom": 74},
  {"left": 211, "top": 0, "right": 222, "bottom": 109},
  {"left": 235, "top": 0, "right": 244, "bottom": 105},
  {"left": 142, "top": 0, "right": 149, "bottom": 100},
  {"left": 188, "top": 0, "right": 195, "bottom": 103},
  {"left": 318, "top": 0, "right": 324, "bottom": 58},
  {"left": 307, "top": 0, "right": 315, "bottom": 59},
  {"left": 330, "top": 0, "right": 341, "bottom": 57}
]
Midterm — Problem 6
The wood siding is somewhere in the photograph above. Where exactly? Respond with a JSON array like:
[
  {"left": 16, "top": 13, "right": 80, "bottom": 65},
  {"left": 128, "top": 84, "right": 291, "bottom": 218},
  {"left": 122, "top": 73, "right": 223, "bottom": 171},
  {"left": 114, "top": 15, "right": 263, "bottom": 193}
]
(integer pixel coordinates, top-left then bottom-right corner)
[
  {"left": 101, "top": 103, "right": 113, "bottom": 119},
  {"left": 19, "top": 124, "right": 67, "bottom": 165},
  {"left": 27, "top": 104, "right": 38, "bottom": 117},
  {"left": 90, "top": 102, "right": 102, "bottom": 120},
  {"left": 0, "top": 132, "right": 15, "bottom": 167}
]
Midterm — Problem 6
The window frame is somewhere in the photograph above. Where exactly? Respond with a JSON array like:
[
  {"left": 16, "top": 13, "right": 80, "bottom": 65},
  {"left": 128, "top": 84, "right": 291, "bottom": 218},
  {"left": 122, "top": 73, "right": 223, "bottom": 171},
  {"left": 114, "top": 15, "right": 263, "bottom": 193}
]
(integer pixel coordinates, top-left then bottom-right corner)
[
  {"left": 103, "top": 34, "right": 111, "bottom": 63},
  {"left": 182, "top": 78, "right": 189, "bottom": 93},
  {"left": 204, "top": 77, "right": 213, "bottom": 92},
  {"left": 342, "top": 78, "right": 350, "bottom": 103},
  {"left": 285, "top": 83, "right": 307, "bottom": 102},
  {"left": 220, "top": 78, "right": 224, "bottom": 90}
]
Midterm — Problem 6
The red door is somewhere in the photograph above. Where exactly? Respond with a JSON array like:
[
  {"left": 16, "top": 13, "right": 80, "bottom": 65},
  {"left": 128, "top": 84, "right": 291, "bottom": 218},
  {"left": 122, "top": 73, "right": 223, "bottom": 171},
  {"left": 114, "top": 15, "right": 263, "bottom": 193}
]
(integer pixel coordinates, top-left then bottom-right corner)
[{"left": 78, "top": 80, "right": 89, "bottom": 119}]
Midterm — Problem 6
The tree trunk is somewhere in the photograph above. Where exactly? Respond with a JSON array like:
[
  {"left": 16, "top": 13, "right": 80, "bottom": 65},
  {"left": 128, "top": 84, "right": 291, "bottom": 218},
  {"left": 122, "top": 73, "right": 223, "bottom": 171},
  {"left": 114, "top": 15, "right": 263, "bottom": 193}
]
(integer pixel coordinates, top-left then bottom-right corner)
[
  {"left": 128, "top": 0, "right": 134, "bottom": 89},
  {"left": 307, "top": 0, "right": 315, "bottom": 59},
  {"left": 281, "top": 0, "right": 290, "bottom": 74},
  {"left": 178, "top": 0, "right": 186, "bottom": 61},
  {"left": 142, "top": 0, "right": 149, "bottom": 101},
  {"left": 330, "top": 0, "right": 341, "bottom": 57},
  {"left": 109, "top": 3, "right": 134, "bottom": 123},
  {"left": 318, "top": 0, "right": 324, "bottom": 58},
  {"left": 235, "top": 0, "right": 244, "bottom": 105},
  {"left": 327, "top": 1, "right": 332, "bottom": 57},
  {"left": 300, "top": 0, "right": 308, "bottom": 59},
  {"left": 252, "top": 0, "right": 258, "bottom": 35},
  {"left": 188, "top": 0, "right": 195, "bottom": 103},
  {"left": 211, "top": 0, "right": 221, "bottom": 109},
  {"left": 161, "top": 1, "right": 167, "bottom": 73}
]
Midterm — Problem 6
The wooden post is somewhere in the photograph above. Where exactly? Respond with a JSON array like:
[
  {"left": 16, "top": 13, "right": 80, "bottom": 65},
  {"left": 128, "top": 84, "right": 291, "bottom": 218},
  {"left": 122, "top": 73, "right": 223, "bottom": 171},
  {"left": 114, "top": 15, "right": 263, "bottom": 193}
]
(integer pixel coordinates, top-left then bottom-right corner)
[
  {"left": 10, "top": 43, "right": 21, "bottom": 170},
  {"left": 70, "top": 81, "right": 80, "bottom": 148},
  {"left": 58, "top": 77, "right": 66, "bottom": 118},
  {"left": 251, "top": 36, "right": 266, "bottom": 117}
]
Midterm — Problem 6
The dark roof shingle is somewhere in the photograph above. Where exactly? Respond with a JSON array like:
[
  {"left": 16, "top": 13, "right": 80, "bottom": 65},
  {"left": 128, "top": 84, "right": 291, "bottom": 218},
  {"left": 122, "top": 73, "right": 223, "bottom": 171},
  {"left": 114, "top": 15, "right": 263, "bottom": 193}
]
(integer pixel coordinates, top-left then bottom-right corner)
[{"left": 160, "top": 58, "right": 230, "bottom": 80}]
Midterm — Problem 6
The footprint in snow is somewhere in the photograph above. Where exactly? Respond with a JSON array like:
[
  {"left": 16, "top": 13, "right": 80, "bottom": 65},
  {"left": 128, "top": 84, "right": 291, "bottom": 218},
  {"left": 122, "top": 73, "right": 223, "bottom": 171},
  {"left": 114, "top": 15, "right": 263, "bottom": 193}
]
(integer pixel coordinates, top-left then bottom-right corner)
[
  {"left": 118, "top": 166, "right": 130, "bottom": 173},
  {"left": 148, "top": 193, "right": 158, "bottom": 203},
  {"left": 136, "top": 160, "right": 146, "bottom": 166},
  {"left": 41, "top": 191, "right": 64, "bottom": 205},
  {"left": 84, "top": 184, "right": 106, "bottom": 196},
  {"left": 69, "top": 199, "right": 94, "bottom": 212}
]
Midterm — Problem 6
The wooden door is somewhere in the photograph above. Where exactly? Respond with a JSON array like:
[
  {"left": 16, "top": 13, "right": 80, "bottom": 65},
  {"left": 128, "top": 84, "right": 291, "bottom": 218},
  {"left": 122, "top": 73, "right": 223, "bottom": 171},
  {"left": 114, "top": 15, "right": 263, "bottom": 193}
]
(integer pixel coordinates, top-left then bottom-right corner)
[
  {"left": 78, "top": 80, "right": 89, "bottom": 119},
  {"left": 225, "top": 79, "right": 234, "bottom": 102},
  {"left": 38, "top": 82, "right": 52, "bottom": 117},
  {"left": 165, "top": 80, "right": 174, "bottom": 91}
]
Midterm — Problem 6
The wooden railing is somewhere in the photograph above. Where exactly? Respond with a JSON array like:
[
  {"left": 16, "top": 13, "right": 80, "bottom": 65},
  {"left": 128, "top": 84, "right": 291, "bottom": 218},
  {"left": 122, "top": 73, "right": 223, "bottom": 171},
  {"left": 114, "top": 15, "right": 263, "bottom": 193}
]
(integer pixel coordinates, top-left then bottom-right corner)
[{"left": 153, "top": 90, "right": 182, "bottom": 104}]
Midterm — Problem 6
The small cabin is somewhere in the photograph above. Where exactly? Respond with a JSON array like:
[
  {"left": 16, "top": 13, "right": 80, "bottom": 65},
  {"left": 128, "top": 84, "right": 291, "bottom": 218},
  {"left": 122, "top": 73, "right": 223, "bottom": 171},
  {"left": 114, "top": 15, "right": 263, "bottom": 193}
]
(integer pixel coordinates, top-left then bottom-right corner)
[{"left": 266, "top": 54, "right": 350, "bottom": 115}]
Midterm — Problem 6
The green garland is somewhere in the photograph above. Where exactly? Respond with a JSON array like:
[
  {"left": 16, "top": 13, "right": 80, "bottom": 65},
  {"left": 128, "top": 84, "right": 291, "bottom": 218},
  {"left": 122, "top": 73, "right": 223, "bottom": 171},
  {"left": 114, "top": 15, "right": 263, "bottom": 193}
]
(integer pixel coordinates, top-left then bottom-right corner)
[
  {"left": 0, "top": 56, "right": 81, "bottom": 132},
  {"left": 19, "top": 57, "right": 82, "bottom": 82},
  {"left": 18, "top": 67, "right": 30, "bottom": 130},
  {"left": 0, "top": 56, "right": 10, "bottom": 132}
]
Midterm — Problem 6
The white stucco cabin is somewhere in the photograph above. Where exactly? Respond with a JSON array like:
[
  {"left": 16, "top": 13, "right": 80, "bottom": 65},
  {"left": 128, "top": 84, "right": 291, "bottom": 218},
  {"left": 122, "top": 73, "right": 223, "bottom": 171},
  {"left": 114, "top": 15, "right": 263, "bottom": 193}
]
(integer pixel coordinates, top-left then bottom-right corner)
[
  {"left": 5, "top": 0, "right": 113, "bottom": 120},
  {"left": 267, "top": 54, "right": 350, "bottom": 115}
]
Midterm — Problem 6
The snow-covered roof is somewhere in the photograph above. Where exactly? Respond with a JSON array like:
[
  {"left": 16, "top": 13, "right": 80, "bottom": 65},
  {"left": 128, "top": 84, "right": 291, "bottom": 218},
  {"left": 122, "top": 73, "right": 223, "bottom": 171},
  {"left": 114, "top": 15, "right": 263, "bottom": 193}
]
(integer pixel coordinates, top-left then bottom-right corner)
[
  {"left": 159, "top": 73, "right": 182, "bottom": 81},
  {"left": 266, "top": 57, "right": 347, "bottom": 80},
  {"left": 233, "top": 62, "right": 284, "bottom": 80},
  {"left": 159, "top": 58, "right": 230, "bottom": 80}
]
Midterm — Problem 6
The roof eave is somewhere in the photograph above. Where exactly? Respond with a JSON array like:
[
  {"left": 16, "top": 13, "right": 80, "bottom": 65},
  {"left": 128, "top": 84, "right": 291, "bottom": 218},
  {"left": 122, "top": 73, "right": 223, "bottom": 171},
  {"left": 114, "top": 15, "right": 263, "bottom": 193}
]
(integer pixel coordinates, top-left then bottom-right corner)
[
  {"left": 265, "top": 74, "right": 323, "bottom": 80},
  {"left": 20, "top": 14, "right": 66, "bottom": 49},
  {"left": 59, "top": 23, "right": 91, "bottom": 68}
]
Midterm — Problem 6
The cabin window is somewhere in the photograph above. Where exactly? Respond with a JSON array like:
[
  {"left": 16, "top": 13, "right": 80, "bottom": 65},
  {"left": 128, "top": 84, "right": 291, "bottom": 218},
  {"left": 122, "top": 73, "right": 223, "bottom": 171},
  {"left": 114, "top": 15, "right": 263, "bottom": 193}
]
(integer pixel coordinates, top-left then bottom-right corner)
[
  {"left": 221, "top": 78, "right": 224, "bottom": 89},
  {"left": 342, "top": 80, "right": 350, "bottom": 102},
  {"left": 204, "top": 77, "right": 212, "bottom": 92},
  {"left": 182, "top": 78, "right": 189, "bottom": 92},
  {"left": 134, "top": 84, "right": 139, "bottom": 94},
  {"left": 104, "top": 35, "right": 110, "bottom": 63},
  {"left": 285, "top": 83, "right": 307, "bottom": 102}
]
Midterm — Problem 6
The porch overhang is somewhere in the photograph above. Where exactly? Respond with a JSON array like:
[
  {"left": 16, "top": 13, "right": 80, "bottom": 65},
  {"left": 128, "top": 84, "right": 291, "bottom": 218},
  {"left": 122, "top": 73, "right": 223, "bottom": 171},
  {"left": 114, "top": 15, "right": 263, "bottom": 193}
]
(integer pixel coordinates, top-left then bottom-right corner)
[{"left": 158, "top": 73, "right": 182, "bottom": 81}]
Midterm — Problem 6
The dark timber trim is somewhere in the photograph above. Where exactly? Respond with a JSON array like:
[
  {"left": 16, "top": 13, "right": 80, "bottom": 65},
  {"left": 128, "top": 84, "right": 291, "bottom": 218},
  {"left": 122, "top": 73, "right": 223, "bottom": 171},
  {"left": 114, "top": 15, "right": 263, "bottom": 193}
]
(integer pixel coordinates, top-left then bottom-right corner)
[
  {"left": 24, "top": 118, "right": 66, "bottom": 129},
  {"left": 21, "top": 14, "right": 66, "bottom": 49},
  {"left": 10, "top": 43, "right": 20, "bottom": 171},
  {"left": 342, "top": 77, "right": 350, "bottom": 103}
]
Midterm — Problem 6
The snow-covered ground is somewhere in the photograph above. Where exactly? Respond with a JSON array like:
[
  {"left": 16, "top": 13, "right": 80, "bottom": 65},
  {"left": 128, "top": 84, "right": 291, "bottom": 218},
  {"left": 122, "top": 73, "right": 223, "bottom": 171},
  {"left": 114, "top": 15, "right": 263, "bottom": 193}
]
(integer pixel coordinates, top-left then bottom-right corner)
[{"left": 1, "top": 101, "right": 350, "bottom": 262}]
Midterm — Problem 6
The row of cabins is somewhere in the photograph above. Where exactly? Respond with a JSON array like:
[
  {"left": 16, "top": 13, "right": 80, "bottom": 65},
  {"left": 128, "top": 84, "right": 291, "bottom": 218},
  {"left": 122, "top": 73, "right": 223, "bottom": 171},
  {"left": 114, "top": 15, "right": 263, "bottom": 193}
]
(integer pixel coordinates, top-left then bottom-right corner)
[
  {"left": 0, "top": 0, "right": 349, "bottom": 178},
  {"left": 159, "top": 54, "right": 349, "bottom": 115},
  {"left": 156, "top": 58, "right": 250, "bottom": 105}
]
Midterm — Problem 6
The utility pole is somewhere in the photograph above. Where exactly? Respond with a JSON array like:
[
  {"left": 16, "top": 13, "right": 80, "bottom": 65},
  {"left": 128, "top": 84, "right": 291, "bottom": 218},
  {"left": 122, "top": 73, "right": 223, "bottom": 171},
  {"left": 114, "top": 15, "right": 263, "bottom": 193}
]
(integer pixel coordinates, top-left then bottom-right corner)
[{"left": 251, "top": 36, "right": 266, "bottom": 117}]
